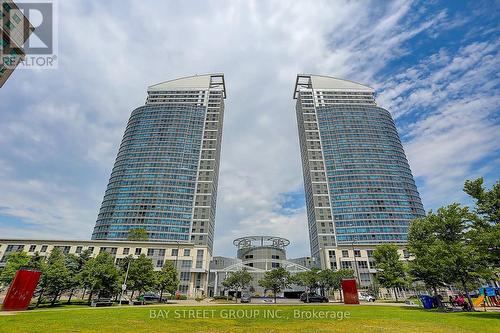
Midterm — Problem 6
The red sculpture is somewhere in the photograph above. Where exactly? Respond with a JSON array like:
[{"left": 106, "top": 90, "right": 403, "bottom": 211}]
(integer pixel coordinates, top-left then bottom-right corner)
[
  {"left": 341, "top": 279, "right": 359, "bottom": 304},
  {"left": 2, "top": 269, "right": 42, "bottom": 311}
]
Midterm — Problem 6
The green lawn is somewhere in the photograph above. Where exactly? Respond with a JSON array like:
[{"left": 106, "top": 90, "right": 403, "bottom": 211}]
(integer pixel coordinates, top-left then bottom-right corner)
[{"left": 0, "top": 304, "right": 498, "bottom": 333}]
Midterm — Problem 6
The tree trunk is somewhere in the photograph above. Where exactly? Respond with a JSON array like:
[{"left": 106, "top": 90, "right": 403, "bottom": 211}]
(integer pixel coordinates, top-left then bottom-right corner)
[
  {"left": 431, "top": 286, "right": 443, "bottom": 309},
  {"left": 131, "top": 290, "right": 135, "bottom": 301},
  {"left": 67, "top": 289, "right": 74, "bottom": 304},
  {"left": 35, "top": 288, "right": 45, "bottom": 308},
  {"left": 81, "top": 288, "right": 86, "bottom": 300},
  {"left": 394, "top": 288, "right": 399, "bottom": 302},
  {"left": 159, "top": 289, "right": 163, "bottom": 303},
  {"left": 339, "top": 289, "right": 343, "bottom": 302},
  {"left": 461, "top": 278, "right": 474, "bottom": 311},
  {"left": 50, "top": 291, "right": 59, "bottom": 306},
  {"left": 87, "top": 291, "right": 93, "bottom": 305},
  {"left": 274, "top": 290, "right": 277, "bottom": 304}
]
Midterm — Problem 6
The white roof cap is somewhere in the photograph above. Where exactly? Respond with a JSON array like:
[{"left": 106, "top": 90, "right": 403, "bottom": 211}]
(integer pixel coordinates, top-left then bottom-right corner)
[
  {"left": 294, "top": 74, "right": 374, "bottom": 98},
  {"left": 148, "top": 73, "right": 226, "bottom": 98}
]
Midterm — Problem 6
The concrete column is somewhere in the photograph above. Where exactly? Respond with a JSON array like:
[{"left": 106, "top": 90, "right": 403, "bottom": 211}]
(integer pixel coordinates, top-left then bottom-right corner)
[{"left": 214, "top": 271, "right": 219, "bottom": 296}]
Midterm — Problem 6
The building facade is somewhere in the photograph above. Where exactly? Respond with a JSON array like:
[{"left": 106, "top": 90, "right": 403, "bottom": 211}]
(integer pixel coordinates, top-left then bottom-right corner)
[
  {"left": 0, "top": 239, "right": 210, "bottom": 297},
  {"left": 1, "top": 0, "right": 34, "bottom": 87},
  {"left": 92, "top": 74, "right": 226, "bottom": 256},
  {"left": 319, "top": 244, "right": 411, "bottom": 287},
  {"left": 208, "top": 236, "right": 309, "bottom": 297},
  {"left": 294, "top": 74, "right": 425, "bottom": 269}
]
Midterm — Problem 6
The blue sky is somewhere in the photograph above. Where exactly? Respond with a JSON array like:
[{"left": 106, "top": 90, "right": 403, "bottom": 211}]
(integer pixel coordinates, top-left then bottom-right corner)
[{"left": 0, "top": 0, "right": 499, "bottom": 258}]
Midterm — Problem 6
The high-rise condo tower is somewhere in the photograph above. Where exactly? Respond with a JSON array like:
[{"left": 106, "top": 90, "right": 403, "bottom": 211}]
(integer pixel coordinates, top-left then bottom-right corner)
[
  {"left": 92, "top": 74, "right": 226, "bottom": 255},
  {"left": 294, "top": 74, "right": 425, "bottom": 268}
]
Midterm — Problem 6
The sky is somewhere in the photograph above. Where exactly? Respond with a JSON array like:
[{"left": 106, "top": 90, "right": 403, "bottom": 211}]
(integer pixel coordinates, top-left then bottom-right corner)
[{"left": 0, "top": 0, "right": 499, "bottom": 258}]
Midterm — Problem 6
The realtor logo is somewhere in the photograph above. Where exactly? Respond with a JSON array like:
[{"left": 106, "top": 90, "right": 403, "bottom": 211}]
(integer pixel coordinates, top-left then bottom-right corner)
[
  {"left": 16, "top": 1, "right": 53, "bottom": 54},
  {"left": 1, "top": 0, "right": 58, "bottom": 69}
]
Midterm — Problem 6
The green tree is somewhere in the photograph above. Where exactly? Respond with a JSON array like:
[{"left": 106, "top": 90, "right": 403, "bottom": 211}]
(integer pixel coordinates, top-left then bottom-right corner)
[
  {"left": 0, "top": 251, "right": 31, "bottom": 286},
  {"left": 318, "top": 269, "right": 349, "bottom": 298},
  {"left": 294, "top": 268, "right": 320, "bottom": 302},
  {"left": 258, "top": 267, "right": 292, "bottom": 303},
  {"left": 27, "top": 252, "right": 46, "bottom": 271},
  {"left": 64, "top": 252, "right": 92, "bottom": 304},
  {"left": 373, "top": 244, "right": 407, "bottom": 301},
  {"left": 221, "top": 268, "right": 253, "bottom": 303},
  {"left": 408, "top": 214, "right": 448, "bottom": 295},
  {"left": 463, "top": 178, "right": 500, "bottom": 275},
  {"left": 464, "top": 178, "right": 500, "bottom": 224},
  {"left": 126, "top": 254, "right": 156, "bottom": 300},
  {"left": 38, "top": 248, "right": 72, "bottom": 306},
  {"left": 79, "top": 252, "right": 120, "bottom": 304},
  {"left": 127, "top": 228, "right": 149, "bottom": 241},
  {"left": 408, "top": 203, "right": 494, "bottom": 310},
  {"left": 74, "top": 249, "right": 93, "bottom": 300},
  {"left": 155, "top": 261, "right": 179, "bottom": 303}
]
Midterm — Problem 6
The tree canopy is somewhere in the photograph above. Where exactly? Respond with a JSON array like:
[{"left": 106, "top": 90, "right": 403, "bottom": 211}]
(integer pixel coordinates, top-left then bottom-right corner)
[
  {"left": 126, "top": 254, "right": 156, "bottom": 298},
  {"left": 0, "top": 251, "right": 31, "bottom": 286},
  {"left": 222, "top": 268, "right": 253, "bottom": 302},
  {"left": 408, "top": 203, "right": 494, "bottom": 309},
  {"left": 127, "top": 228, "right": 149, "bottom": 241},
  {"left": 258, "top": 267, "right": 292, "bottom": 303},
  {"left": 78, "top": 252, "right": 120, "bottom": 303},
  {"left": 463, "top": 178, "right": 500, "bottom": 272},
  {"left": 293, "top": 268, "right": 320, "bottom": 292},
  {"left": 155, "top": 260, "right": 179, "bottom": 302},
  {"left": 373, "top": 244, "right": 407, "bottom": 301}
]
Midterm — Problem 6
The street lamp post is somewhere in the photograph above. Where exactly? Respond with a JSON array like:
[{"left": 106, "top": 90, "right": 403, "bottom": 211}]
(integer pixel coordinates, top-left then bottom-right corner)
[
  {"left": 174, "top": 241, "right": 180, "bottom": 270},
  {"left": 347, "top": 222, "right": 362, "bottom": 286},
  {"left": 171, "top": 241, "right": 181, "bottom": 298},
  {"left": 351, "top": 239, "right": 361, "bottom": 286},
  {"left": 119, "top": 255, "right": 136, "bottom": 306}
]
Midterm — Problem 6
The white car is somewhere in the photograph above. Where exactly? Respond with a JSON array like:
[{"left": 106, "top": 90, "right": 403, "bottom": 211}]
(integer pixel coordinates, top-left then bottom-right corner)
[{"left": 358, "top": 292, "right": 376, "bottom": 302}]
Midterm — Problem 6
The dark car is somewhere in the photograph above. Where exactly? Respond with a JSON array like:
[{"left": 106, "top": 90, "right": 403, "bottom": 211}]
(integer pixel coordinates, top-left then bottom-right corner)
[
  {"left": 241, "top": 292, "right": 252, "bottom": 303},
  {"left": 139, "top": 293, "right": 160, "bottom": 302},
  {"left": 300, "top": 292, "right": 329, "bottom": 303}
]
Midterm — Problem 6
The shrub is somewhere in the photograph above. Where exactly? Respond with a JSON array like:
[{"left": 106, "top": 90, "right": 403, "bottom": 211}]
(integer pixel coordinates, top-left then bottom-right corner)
[{"left": 212, "top": 296, "right": 227, "bottom": 300}]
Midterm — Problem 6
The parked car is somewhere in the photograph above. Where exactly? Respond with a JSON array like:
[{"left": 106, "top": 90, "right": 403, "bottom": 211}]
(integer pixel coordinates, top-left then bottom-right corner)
[
  {"left": 139, "top": 293, "right": 160, "bottom": 302},
  {"left": 358, "top": 292, "right": 376, "bottom": 302},
  {"left": 300, "top": 292, "right": 329, "bottom": 303},
  {"left": 241, "top": 292, "right": 252, "bottom": 303}
]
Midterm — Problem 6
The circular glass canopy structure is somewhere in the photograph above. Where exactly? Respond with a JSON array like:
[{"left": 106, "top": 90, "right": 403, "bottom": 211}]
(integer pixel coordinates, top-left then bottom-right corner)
[{"left": 233, "top": 236, "right": 290, "bottom": 250}]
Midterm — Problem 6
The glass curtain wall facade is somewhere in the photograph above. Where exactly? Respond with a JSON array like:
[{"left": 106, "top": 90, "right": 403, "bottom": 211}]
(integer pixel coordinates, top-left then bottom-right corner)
[
  {"left": 92, "top": 74, "right": 226, "bottom": 254},
  {"left": 294, "top": 74, "right": 425, "bottom": 267},
  {"left": 1, "top": 0, "right": 34, "bottom": 87}
]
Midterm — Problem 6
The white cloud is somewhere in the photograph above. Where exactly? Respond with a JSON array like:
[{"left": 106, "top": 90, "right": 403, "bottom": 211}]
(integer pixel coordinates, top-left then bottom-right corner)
[
  {"left": 378, "top": 39, "right": 500, "bottom": 209},
  {"left": 1, "top": 1, "right": 496, "bottom": 258}
]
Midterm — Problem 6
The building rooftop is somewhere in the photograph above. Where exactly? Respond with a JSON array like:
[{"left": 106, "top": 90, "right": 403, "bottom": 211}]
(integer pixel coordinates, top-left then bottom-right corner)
[
  {"left": 0, "top": 238, "right": 199, "bottom": 247},
  {"left": 293, "top": 74, "right": 374, "bottom": 98},
  {"left": 148, "top": 73, "right": 226, "bottom": 98}
]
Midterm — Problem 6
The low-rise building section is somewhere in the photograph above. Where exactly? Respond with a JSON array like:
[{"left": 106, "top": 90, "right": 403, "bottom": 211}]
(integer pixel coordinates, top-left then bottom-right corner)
[
  {"left": 319, "top": 244, "right": 411, "bottom": 287},
  {"left": 0, "top": 239, "right": 210, "bottom": 298}
]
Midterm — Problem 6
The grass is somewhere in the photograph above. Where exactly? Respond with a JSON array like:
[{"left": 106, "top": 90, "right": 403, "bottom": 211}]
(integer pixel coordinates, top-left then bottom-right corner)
[{"left": 0, "top": 304, "right": 498, "bottom": 333}]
